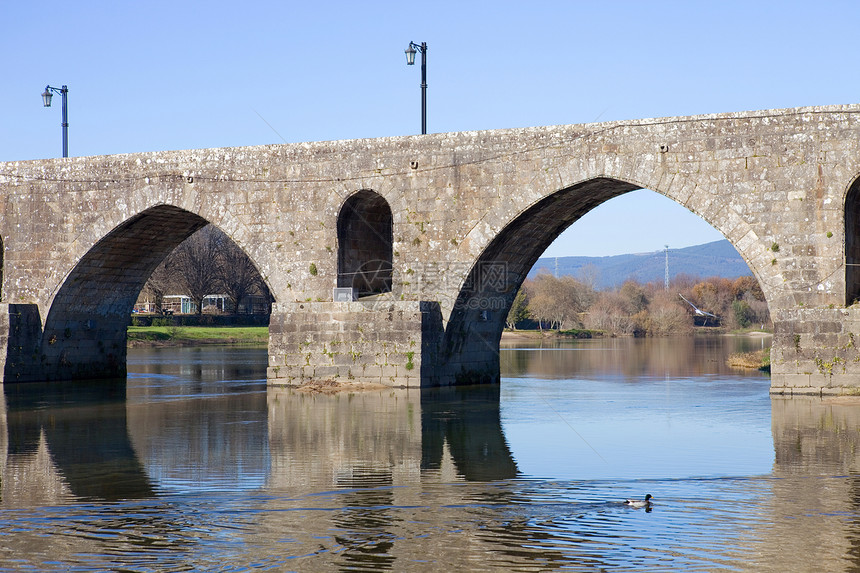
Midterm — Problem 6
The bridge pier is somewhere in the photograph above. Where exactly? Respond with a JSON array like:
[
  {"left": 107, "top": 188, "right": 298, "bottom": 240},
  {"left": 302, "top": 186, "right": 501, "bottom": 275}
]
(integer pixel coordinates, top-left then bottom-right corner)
[
  {"left": 267, "top": 300, "right": 506, "bottom": 388},
  {"left": 267, "top": 300, "right": 438, "bottom": 387},
  {"left": 771, "top": 308, "right": 860, "bottom": 395},
  {"left": 0, "top": 304, "right": 42, "bottom": 382},
  {"left": 0, "top": 303, "right": 128, "bottom": 383}
]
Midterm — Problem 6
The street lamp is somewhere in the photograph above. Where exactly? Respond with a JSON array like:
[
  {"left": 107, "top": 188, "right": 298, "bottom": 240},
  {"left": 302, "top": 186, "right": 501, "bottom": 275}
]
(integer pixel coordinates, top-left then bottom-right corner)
[
  {"left": 404, "top": 42, "right": 427, "bottom": 135},
  {"left": 42, "top": 84, "right": 69, "bottom": 157}
]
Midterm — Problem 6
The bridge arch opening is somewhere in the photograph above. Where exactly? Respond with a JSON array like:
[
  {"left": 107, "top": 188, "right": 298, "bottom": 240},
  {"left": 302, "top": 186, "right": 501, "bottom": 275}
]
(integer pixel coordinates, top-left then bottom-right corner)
[
  {"left": 337, "top": 190, "right": 393, "bottom": 297},
  {"left": 35, "top": 205, "right": 271, "bottom": 381},
  {"left": 440, "top": 178, "right": 771, "bottom": 383},
  {"left": 845, "top": 176, "right": 860, "bottom": 305}
]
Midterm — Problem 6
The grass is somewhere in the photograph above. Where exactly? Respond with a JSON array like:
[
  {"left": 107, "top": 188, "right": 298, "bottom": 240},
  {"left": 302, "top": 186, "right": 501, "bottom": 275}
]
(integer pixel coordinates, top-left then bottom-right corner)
[
  {"left": 558, "top": 328, "right": 602, "bottom": 338},
  {"left": 727, "top": 348, "right": 771, "bottom": 372},
  {"left": 127, "top": 325, "right": 268, "bottom": 345}
]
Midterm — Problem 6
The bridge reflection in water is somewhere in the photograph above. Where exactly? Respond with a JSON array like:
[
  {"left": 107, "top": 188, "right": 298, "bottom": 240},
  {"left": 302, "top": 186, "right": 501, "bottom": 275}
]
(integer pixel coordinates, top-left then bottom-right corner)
[
  {"left": 754, "top": 396, "right": 860, "bottom": 572},
  {"left": 3, "top": 380, "right": 154, "bottom": 503},
  {"left": 267, "top": 385, "right": 518, "bottom": 492},
  {"left": 4, "top": 364, "right": 860, "bottom": 569}
]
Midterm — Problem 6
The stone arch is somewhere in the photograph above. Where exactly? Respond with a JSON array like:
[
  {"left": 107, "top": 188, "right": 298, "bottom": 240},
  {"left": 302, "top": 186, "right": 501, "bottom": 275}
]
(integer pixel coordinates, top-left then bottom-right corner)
[
  {"left": 437, "top": 177, "right": 768, "bottom": 384},
  {"left": 336, "top": 190, "right": 393, "bottom": 297},
  {"left": 37, "top": 205, "right": 220, "bottom": 380},
  {"left": 845, "top": 176, "right": 860, "bottom": 305}
]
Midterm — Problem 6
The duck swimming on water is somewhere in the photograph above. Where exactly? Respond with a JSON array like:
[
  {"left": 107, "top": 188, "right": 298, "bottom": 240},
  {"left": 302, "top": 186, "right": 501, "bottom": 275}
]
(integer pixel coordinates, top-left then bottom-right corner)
[{"left": 625, "top": 494, "right": 652, "bottom": 508}]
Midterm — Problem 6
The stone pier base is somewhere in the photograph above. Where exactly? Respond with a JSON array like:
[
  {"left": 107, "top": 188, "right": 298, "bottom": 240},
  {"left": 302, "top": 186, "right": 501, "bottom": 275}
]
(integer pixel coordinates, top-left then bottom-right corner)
[
  {"left": 771, "top": 307, "right": 860, "bottom": 395},
  {"left": 267, "top": 300, "right": 443, "bottom": 388}
]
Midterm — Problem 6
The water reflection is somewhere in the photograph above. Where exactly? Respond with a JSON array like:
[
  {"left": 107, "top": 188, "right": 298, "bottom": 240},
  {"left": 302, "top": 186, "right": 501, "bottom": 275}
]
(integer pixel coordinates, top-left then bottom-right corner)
[
  {"left": 421, "top": 385, "right": 518, "bottom": 481},
  {"left": 267, "top": 385, "right": 517, "bottom": 490},
  {"left": 10, "top": 340, "right": 860, "bottom": 571},
  {"left": 264, "top": 385, "right": 520, "bottom": 570},
  {"left": 502, "top": 334, "right": 771, "bottom": 379},
  {"left": 3, "top": 380, "right": 153, "bottom": 503},
  {"left": 266, "top": 387, "right": 421, "bottom": 571},
  {"left": 753, "top": 396, "right": 860, "bottom": 572},
  {"left": 126, "top": 346, "right": 269, "bottom": 492}
]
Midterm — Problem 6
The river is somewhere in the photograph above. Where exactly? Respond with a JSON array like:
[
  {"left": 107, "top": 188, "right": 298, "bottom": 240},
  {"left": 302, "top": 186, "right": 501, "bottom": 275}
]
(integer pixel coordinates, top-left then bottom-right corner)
[{"left": 2, "top": 335, "right": 859, "bottom": 571}]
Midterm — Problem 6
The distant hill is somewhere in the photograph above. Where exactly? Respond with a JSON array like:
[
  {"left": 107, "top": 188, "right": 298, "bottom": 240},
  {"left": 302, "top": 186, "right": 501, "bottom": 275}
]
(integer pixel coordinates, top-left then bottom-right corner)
[{"left": 529, "top": 240, "right": 751, "bottom": 290}]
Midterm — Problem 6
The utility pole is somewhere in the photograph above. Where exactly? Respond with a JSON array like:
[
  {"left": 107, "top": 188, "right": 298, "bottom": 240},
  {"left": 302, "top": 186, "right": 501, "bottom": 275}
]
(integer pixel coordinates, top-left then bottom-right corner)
[{"left": 664, "top": 245, "right": 670, "bottom": 292}]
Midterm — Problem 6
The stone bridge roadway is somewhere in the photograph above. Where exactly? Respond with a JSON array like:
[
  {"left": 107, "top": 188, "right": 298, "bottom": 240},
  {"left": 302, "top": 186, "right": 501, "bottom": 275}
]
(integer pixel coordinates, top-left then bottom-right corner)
[{"left": 1, "top": 104, "right": 860, "bottom": 394}]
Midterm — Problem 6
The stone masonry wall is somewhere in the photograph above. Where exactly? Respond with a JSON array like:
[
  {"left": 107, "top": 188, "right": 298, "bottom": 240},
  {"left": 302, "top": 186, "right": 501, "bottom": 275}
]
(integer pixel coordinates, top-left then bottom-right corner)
[
  {"left": 268, "top": 301, "right": 429, "bottom": 387},
  {"left": 771, "top": 307, "right": 860, "bottom": 394},
  {"left": 1, "top": 104, "right": 860, "bottom": 391}
]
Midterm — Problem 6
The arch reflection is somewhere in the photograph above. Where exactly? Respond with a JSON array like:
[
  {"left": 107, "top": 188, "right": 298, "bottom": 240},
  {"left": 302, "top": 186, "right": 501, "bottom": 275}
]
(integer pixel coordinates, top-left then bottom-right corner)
[{"left": 3, "top": 380, "right": 153, "bottom": 503}]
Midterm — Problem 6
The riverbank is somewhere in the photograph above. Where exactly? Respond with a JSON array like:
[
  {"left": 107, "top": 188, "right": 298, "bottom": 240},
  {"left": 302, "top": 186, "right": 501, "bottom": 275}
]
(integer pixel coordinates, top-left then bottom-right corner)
[
  {"left": 127, "top": 325, "right": 268, "bottom": 346},
  {"left": 501, "top": 328, "right": 773, "bottom": 341}
]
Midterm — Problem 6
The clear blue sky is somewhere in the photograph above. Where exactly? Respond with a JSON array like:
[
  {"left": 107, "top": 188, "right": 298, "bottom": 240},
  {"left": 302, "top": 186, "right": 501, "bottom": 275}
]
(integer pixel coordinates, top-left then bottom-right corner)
[{"left": 3, "top": 1, "right": 858, "bottom": 256}]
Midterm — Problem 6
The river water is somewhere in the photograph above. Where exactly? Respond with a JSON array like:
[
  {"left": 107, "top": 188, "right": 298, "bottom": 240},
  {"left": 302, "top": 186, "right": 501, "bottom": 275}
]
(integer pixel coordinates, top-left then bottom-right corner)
[{"left": 2, "top": 335, "right": 860, "bottom": 571}]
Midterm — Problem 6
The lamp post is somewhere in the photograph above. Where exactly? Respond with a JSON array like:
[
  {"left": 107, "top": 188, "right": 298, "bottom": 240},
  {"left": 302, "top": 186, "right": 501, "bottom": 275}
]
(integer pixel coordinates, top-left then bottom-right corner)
[
  {"left": 404, "top": 42, "right": 427, "bottom": 135},
  {"left": 42, "top": 85, "right": 68, "bottom": 157}
]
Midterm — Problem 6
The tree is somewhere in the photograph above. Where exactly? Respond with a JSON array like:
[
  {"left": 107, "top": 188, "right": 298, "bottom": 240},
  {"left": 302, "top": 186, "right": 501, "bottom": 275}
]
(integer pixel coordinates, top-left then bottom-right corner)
[
  {"left": 690, "top": 278, "right": 732, "bottom": 318},
  {"left": 731, "top": 275, "right": 759, "bottom": 299},
  {"left": 526, "top": 273, "right": 593, "bottom": 330},
  {"left": 513, "top": 270, "right": 769, "bottom": 337},
  {"left": 525, "top": 274, "right": 557, "bottom": 330},
  {"left": 585, "top": 291, "right": 636, "bottom": 335},
  {"left": 140, "top": 224, "right": 273, "bottom": 316},
  {"left": 142, "top": 257, "right": 177, "bottom": 313},
  {"left": 216, "top": 232, "right": 264, "bottom": 313},
  {"left": 619, "top": 280, "right": 649, "bottom": 315},
  {"left": 732, "top": 298, "right": 754, "bottom": 329},
  {"left": 506, "top": 287, "right": 530, "bottom": 330},
  {"left": 646, "top": 291, "right": 692, "bottom": 336},
  {"left": 173, "top": 225, "right": 223, "bottom": 314},
  {"left": 576, "top": 263, "right": 601, "bottom": 291}
]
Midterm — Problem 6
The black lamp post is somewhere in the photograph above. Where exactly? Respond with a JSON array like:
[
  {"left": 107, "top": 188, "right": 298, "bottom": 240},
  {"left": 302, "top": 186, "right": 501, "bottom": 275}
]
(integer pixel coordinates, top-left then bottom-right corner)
[
  {"left": 404, "top": 42, "right": 427, "bottom": 135},
  {"left": 42, "top": 84, "right": 69, "bottom": 157}
]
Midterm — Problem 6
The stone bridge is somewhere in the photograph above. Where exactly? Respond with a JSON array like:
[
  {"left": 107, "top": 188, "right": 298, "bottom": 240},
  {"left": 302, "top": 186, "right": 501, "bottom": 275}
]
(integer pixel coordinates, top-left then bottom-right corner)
[{"left": 1, "top": 104, "right": 859, "bottom": 394}]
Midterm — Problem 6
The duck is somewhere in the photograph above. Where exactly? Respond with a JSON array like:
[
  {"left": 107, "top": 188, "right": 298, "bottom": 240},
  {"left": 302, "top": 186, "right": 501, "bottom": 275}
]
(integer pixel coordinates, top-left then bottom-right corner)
[{"left": 624, "top": 494, "right": 652, "bottom": 508}]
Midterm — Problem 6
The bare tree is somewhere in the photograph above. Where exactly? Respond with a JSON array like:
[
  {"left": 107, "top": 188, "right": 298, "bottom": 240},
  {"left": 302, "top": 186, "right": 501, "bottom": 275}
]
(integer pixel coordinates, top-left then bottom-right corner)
[
  {"left": 527, "top": 274, "right": 563, "bottom": 330},
  {"left": 142, "top": 257, "right": 177, "bottom": 313},
  {"left": 527, "top": 273, "right": 593, "bottom": 330},
  {"left": 646, "top": 291, "right": 692, "bottom": 335},
  {"left": 217, "top": 235, "right": 264, "bottom": 313},
  {"left": 585, "top": 291, "right": 636, "bottom": 335},
  {"left": 139, "top": 224, "right": 274, "bottom": 316},
  {"left": 576, "top": 263, "right": 601, "bottom": 291},
  {"left": 618, "top": 280, "right": 649, "bottom": 315},
  {"left": 173, "top": 225, "right": 223, "bottom": 314}
]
